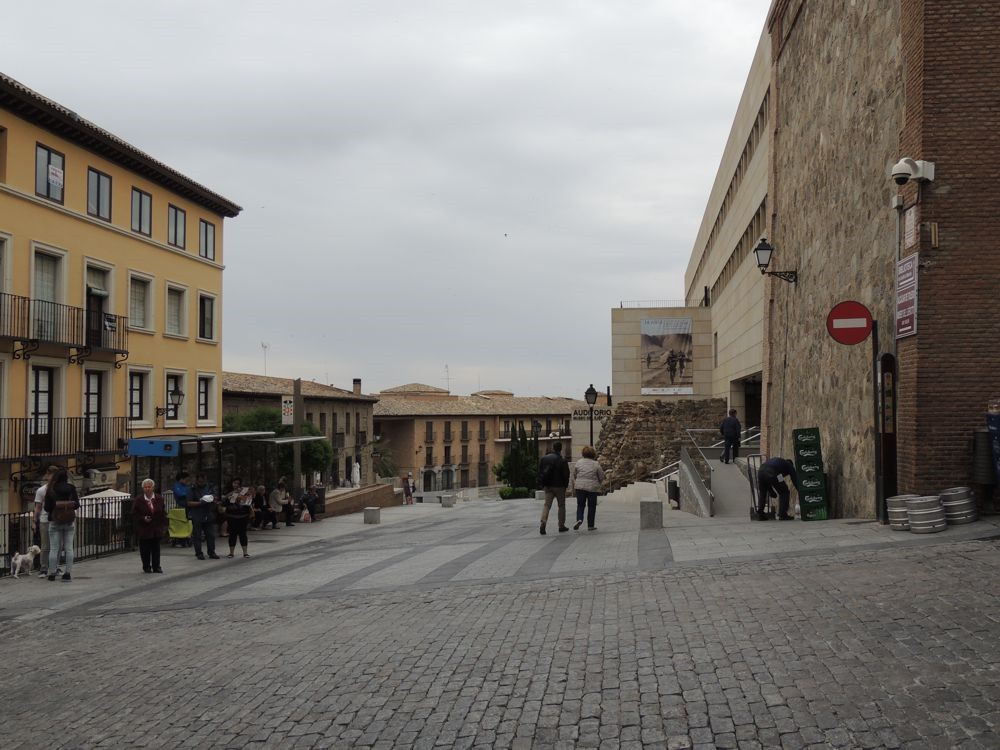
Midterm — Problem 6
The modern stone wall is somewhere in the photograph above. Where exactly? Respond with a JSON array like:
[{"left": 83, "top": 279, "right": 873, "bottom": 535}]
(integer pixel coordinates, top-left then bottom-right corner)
[
  {"left": 597, "top": 398, "right": 727, "bottom": 492},
  {"left": 764, "top": 1, "right": 904, "bottom": 518}
]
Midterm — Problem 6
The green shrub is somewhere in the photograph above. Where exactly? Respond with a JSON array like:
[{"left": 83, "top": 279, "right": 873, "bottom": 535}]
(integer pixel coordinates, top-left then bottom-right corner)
[{"left": 499, "top": 486, "right": 531, "bottom": 499}]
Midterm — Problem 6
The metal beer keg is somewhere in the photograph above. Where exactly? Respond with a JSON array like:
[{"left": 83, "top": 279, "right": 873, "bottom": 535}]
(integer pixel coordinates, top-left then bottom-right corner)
[
  {"left": 887, "top": 494, "right": 917, "bottom": 530},
  {"left": 939, "top": 486, "right": 978, "bottom": 525},
  {"left": 906, "top": 495, "right": 947, "bottom": 534}
]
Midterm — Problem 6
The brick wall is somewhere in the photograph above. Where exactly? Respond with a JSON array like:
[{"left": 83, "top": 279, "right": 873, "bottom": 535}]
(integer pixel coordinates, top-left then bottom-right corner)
[{"left": 896, "top": 0, "right": 1000, "bottom": 499}]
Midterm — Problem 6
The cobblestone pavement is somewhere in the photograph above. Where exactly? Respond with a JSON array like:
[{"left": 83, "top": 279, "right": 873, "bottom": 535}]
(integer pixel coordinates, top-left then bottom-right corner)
[{"left": 4, "top": 498, "right": 1000, "bottom": 748}]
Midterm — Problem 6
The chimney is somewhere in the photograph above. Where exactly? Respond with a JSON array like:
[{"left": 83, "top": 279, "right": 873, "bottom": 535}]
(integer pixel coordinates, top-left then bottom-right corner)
[{"left": 353, "top": 378, "right": 362, "bottom": 396}]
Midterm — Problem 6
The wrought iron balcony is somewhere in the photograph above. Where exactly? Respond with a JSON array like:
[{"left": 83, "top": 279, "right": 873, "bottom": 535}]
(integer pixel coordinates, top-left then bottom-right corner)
[
  {"left": 4, "top": 295, "right": 129, "bottom": 365},
  {"left": 0, "top": 417, "right": 131, "bottom": 461},
  {"left": 443, "top": 432, "right": 453, "bottom": 443},
  {"left": 460, "top": 431, "right": 470, "bottom": 442}
]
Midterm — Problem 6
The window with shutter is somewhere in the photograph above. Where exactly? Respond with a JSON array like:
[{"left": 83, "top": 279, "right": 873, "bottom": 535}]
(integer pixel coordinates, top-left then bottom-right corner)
[
  {"left": 167, "top": 287, "right": 183, "bottom": 335},
  {"left": 129, "top": 278, "right": 148, "bottom": 328}
]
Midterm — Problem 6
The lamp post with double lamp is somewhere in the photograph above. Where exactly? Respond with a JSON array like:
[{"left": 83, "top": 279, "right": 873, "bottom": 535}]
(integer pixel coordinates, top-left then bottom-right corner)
[{"left": 584, "top": 384, "right": 598, "bottom": 446}]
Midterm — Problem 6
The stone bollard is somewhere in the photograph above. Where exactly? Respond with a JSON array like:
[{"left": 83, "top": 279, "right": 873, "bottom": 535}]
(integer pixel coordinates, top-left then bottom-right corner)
[
  {"left": 640, "top": 499, "right": 663, "bottom": 530},
  {"left": 535, "top": 490, "right": 547, "bottom": 501},
  {"left": 363, "top": 506, "right": 381, "bottom": 524},
  {"left": 441, "top": 494, "right": 456, "bottom": 508}
]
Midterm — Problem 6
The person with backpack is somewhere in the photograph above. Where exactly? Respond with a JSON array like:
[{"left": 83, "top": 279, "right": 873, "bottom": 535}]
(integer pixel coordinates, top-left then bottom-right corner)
[
  {"left": 43, "top": 469, "right": 80, "bottom": 582},
  {"left": 537, "top": 442, "right": 571, "bottom": 535}
]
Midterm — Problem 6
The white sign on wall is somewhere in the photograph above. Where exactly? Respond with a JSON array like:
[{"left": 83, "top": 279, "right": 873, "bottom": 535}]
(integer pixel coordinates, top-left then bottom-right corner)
[{"left": 281, "top": 395, "right": 294, "bottom": 425}]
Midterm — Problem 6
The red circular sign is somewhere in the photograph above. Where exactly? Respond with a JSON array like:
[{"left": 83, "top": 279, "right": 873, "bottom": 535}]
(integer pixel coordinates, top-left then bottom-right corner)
[{"left": 827, "top": 301, "right": 873, "bottom": 345}]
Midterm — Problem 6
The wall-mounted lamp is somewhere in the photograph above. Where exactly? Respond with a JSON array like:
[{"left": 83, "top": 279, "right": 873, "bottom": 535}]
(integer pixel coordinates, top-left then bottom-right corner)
[
  {"left": 753, "top": 239, "right": 798, "bottom": 284},
  {"left": 155, "top": 388, "right": 185, "bottom": 423}
]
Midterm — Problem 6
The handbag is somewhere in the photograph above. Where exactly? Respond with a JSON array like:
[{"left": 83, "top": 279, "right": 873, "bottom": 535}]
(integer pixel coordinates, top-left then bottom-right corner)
[{"left": 52, "top": 500, "right": 77, "bottom": 525}]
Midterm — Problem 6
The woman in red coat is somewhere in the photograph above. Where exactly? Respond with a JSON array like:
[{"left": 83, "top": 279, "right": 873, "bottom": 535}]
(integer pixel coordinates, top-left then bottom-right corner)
[{"left": 132, "top": 478, "right": 167, "bottom": 574}]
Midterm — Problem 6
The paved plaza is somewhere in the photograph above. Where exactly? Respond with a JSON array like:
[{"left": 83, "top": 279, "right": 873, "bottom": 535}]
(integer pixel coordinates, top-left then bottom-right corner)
[{"left": 3, "top": 486, "right": 1000, "bottom": 749}]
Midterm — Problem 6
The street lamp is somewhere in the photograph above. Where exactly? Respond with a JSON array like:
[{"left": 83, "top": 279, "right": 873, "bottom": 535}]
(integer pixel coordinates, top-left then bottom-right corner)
[
  {"left": 753, "top": 238, "right": 798, "bottom": 284},
  {"left": 155, "top": 387, "right": 185, "bottom": 424},
  {"left": 584, "top": 384, "right": 598, "bottom": 446}
]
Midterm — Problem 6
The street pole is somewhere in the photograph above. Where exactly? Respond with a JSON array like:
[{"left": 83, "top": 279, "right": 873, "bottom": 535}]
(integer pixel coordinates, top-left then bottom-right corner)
[
  {"left": 293, "top": 377, "right": 303, "bottom": 498},
  {"left": 589, "top": 405, "right": 594, "bottom": 446},
  {"left": 871, "top": 320, "right": 884, "bottom": 523}
]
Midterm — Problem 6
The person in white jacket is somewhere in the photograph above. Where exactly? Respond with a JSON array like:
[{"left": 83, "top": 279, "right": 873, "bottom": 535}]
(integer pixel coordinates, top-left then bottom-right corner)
[{"left": 571, "top": 446, "right": 605, "bottom": 531}]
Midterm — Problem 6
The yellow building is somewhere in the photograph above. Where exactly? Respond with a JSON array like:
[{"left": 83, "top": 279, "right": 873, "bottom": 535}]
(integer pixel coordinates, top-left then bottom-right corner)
[
  {"left": 373, "top": 383, "right": 584, "bottom": 492},
  {"left": 0, "top": 73, "right": 240, "bottom": 511}
]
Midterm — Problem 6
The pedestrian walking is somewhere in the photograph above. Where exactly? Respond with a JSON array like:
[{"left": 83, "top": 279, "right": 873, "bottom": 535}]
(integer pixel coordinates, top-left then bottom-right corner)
[
  {"left": 571, "top": 446, "right": 605, "bottom": 531},
  {"left": 33, "top": 465, "right": 59, "bottom": 577},
  {"left": 224, "top": 480, "right": 253, "bottom": 558},
  {"left": 719, "top": 409, "right": 742, "bottom": 464},
  {"left": 402, "top": 472, "right": 414, "bottom": 504},
  {"left": 188, "top": 474, "right": 219, "bottom": 559},
  {"left": 43, "top": 469, "right": 79, "bottom": 582},
  {"left": 538, "top": 442, "right": 570, "bottom": 535},
  {"left": 132, "top": 478, "right": 167, "bottom": 573},
  {"left": 756, "top": 457, "right": 798, "bottom": 521}
]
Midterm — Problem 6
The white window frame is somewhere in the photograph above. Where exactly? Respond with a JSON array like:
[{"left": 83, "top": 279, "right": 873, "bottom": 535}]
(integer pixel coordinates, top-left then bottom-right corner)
[
  {"left": 164, "top": 369, "right": 187, "bottom": 426},
  {"left": 128, "top": 271, "right": 155, "bottom": 332},
  {"left": 127, "top": 366, "right": 153, "bottom": 428},
  {"left": 0, "top": 232, "right": 11, "bottom": 294},
  {"left": 164, "top": 282, "right": 188, "bottom": 339},
  {"left": 196, "top": 291, "right": 217, "bottom": 342},
  {"left": 81, "top": 362, "right": 113, "bottom": 423},
  {"left": 82, "top": 257, "right": 116, "bottom": 315},
  {"left": 196, "top": 372, "right": 217, "bottom": 427}
]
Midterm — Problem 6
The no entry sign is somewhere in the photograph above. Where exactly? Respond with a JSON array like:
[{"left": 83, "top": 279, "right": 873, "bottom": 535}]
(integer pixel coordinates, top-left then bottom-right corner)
[{"left": 827, "top": 300, "right": 873, "bottom": 345}]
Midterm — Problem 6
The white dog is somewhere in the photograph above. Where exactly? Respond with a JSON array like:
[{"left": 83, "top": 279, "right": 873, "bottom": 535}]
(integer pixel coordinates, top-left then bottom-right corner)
[{"left": 11, "top": 545, "right": 41, "bottom": 579}]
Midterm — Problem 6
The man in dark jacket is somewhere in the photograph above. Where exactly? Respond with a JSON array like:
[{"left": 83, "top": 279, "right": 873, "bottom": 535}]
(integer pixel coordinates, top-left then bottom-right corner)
[
  {"left": 756, "top": 456, "right": 798, "bottom": 521},
  {"left": 719, "top": 409, "right": 742, "bottom": 464},
  {"left": 538, "top": 442, "right": 571, "bottom": 535}
]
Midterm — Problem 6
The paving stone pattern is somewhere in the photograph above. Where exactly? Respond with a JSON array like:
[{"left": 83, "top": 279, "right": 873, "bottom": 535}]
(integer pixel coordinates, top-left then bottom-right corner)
[{"left": 4, "top": 523, "right": 1000, "bottom": 749}]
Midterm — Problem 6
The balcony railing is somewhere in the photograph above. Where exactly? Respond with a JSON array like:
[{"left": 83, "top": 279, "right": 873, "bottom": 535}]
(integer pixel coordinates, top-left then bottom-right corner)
[
  {"left": 1, "top": 295, "right": 128, "bottom": 359},
  {"left": 0, "top": 293, "right": 31, "bottom": 340},
  {"left": 460, "top": 431, "right": 470, "bottom": 442},
  {"left": 333, "top": 432, "right": 346, "bottom": 449},
  {"left": 424, "top": 431, "right": 436, "bottom": 443},
  {"left": 443, "top": 432, "right": 453, "bottom": 443},
  {"left": 424, "top": 455, "right": 434, "bottom": 467},
  {"left": 0, "top": 417, "right": 131, "bottom": 461},
  {"left": 497, "top": 427, "right": 571, "bottom": 440},
  {"left": 478, "top": 430, "right": 489, "bottom": 441}
]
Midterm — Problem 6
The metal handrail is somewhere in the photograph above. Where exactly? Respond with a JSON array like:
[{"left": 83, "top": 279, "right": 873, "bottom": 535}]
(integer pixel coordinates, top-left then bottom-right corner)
[{"left": 649, "top": 460, "right": 681, "bottom": 480}]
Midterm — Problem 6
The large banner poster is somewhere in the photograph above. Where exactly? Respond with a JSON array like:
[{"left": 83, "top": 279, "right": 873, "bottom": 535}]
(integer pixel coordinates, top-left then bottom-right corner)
[{"left": 641, "top": 317, "right": 694, "bottom": 395}]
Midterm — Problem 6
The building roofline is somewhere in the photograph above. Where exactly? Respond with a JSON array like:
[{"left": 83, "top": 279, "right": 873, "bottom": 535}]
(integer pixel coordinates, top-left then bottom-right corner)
[{"left": 0, "top": 72, "right": 242, "bottom": 218}]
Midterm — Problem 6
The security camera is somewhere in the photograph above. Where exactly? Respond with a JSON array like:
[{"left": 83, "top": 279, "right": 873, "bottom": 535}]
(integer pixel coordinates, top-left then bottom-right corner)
[{"left": 891, "top": 157, "right": 935, "bottom": 185}]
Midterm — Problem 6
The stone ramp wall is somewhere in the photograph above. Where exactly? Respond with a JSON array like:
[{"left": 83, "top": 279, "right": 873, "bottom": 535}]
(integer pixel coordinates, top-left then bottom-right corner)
[{"left": 597, "top": 398, "right": 727, "bottom": 492}]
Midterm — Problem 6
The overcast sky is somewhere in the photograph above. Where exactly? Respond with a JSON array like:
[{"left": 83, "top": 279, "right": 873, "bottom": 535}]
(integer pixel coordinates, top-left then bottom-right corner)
[{"left": 6, "top": 0, "right": 765, "bottom": 398}]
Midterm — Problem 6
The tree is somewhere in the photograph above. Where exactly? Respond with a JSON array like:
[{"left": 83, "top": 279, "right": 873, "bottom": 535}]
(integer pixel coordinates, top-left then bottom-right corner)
[
  {"left": 223, "top": 407, "right": 333, "bottom": 479},
  {"left": 373, "top": 436, "right": 397, "bottom": 478},
  {"left": 495, "top": 423, "right": 540, "bottom": 490}
]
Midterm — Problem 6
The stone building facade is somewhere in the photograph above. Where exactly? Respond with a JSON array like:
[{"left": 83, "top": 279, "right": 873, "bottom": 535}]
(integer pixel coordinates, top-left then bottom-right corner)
[
  {"left": 671, "top": 1, "right": 1000, "bottom": 517},
  {"left": 373, "top": 384, "right": 584, "bottom": 492},
  {"left": 222, "top": 373, "right": 376, "bottom": 488},
  {"left": 762, "top": 0, "right": 1000, "bottom": 516}
]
